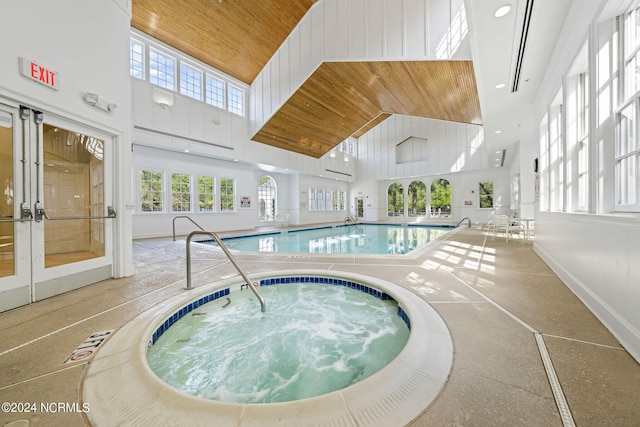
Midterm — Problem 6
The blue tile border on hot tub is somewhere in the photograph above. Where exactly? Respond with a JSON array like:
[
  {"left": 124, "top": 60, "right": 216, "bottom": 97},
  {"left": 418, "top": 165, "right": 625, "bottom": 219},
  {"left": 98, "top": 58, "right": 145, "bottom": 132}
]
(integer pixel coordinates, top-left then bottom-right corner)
[
  {"left": 149, "top": 275, "right": 412, "bottom": 347},
  {"left": 259, "top": 275, "right": 410, "bottom": 330},
  {"left": 151, "top": 288, "right": 230, "bottom": 345}
]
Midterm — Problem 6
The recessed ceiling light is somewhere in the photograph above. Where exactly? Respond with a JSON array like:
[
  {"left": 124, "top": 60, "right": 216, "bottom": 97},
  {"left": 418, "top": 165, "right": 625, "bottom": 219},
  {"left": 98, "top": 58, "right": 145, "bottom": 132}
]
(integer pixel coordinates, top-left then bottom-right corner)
[
  {"left": 494, "top": 5, "right": 511, "bottom": 18},
  {"left": 495, "top": 130, "right": 502, "bottom": 134},
  {"left": 496, "top": 83, "right": 506, "bottom": 89}
]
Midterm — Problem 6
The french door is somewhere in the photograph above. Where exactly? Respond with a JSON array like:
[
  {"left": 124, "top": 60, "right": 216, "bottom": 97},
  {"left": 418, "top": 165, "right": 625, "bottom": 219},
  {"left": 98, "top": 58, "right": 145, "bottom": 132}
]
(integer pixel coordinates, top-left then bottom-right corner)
[{"left": 0, "top": 101, "right": 115, "bottom": 312}]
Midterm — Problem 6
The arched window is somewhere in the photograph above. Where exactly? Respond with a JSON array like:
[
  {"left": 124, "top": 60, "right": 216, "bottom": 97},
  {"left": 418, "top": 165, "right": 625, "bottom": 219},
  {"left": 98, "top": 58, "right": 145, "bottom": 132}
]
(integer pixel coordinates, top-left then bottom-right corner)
[
  {"left": 430, "top": 179, "right": 451, "bottom": 217},
  {"left": 258, "top": 176, "right": 276, "bottom": 221},
  {"left": 408, "top": 181, "right": 427, "bottom": 217},
  {"left": 387, "top": 182, "right": 404, "bottom": 217}
]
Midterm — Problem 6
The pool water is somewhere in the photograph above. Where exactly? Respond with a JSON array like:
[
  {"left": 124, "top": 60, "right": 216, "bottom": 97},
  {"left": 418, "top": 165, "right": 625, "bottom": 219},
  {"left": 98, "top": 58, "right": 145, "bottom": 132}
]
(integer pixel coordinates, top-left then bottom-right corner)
[
  {"left": 214, "top": 223, "right": 453, "bottom": 254},
  {"left": 146, "top": 282, "right": 410, "bottom": 404}
]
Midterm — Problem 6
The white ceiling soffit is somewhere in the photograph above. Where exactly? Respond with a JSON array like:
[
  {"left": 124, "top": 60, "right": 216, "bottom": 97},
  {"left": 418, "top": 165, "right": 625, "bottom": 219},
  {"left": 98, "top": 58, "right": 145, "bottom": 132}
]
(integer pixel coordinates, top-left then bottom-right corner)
[{"left": 464, "top": 0, "right": 572, "bottom": 157}]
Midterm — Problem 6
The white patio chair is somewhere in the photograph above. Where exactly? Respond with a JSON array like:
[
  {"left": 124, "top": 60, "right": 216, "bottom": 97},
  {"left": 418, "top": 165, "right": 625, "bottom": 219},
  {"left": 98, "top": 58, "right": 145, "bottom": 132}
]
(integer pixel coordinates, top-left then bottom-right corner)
[{"left": 492, "top": 215, "right": 524, "bottom": 242}]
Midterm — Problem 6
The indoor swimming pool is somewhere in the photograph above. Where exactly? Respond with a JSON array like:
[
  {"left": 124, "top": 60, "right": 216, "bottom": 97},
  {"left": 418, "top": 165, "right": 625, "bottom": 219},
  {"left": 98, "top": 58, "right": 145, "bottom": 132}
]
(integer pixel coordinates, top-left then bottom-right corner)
[{"left": 205, "top": 223, "right": 455, "bottom": 255}]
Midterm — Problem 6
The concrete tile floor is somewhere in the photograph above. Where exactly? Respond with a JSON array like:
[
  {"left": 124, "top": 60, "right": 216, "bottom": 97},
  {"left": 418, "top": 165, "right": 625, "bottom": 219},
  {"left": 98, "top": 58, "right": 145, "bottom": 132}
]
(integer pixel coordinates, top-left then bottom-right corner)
[{"left": 1, "top": 225, "right": 639, "bottom": 426}]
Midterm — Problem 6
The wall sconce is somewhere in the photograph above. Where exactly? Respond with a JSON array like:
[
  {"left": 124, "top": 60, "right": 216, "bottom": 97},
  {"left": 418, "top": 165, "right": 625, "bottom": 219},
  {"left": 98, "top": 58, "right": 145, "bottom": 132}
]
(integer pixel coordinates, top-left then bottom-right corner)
[
  {"left": 83, "top": 92, "right": 117, "bottom": 112},
  {"left": 343, "top": 154, "right": 349, "bottom": 162},
  {"left": 330, "top": 150, "right": 336, "bottom": 158},
  {"left": 153, "top": 88, "right": 173, "bottom": 109}
]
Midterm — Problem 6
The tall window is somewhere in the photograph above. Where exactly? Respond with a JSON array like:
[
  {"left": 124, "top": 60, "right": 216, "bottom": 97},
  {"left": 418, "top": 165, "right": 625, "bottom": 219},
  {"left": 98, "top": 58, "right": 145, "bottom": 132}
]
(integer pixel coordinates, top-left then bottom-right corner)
[
  {"left": 548, "top": 90, "right": 564, "bottom": 211},
  {"left": 227, "top": 85, "right": 244, "bottom": 116},
  {"left": 206, "top": 75, "right": 225, "bottom": 109},
  {"left": 220, "top": 178, "right": 235, "bottom": 212},
  {"left": 408, "top": 181, "right": 427, "bottom": 217},
  {"left": 479, "top": 181, "right": 494, "bottom": 208},
  {"left": 616, "top": 102, "right": 639, "bottom": 209},
  {"left": 197, "top": 176, "right": 214, "bottom": 212},
  {"left": 431, "top": 179, "right": 451, "bottom": 216},
  {"left": 387, "top": 183, "right": 404, "bottom": 217},
  {"left": 616, "top": 7, "right": 640, "bottom": 211},
  {"left": 566, "top": 42, "right": 590, "bottom": 212},
  {"left": 258, "top": 176, "right": 276, "bottom": 221},
  {"left": 624, "top": 6, "right": 640, "bottom": 100},
  {"left": 539, "top": 114, "right": 549, "bottom": 211},
  {"left": 130, "top": 38, "right": 145, "bottom": 80},
  {"left": 171, "top": 173, "right": 191, "bottom": 212},
  {"left": 149, "top": 48, "right": 176, "bottom": 90},
  {"left": 577, "top": 72, "right": 590, "bottom": 211},
  {"left": 179, "top": 62, "right": 202, "bottom": 101},
  {"left": 140, "top": 170, "right": 163, "bottom": 212}
]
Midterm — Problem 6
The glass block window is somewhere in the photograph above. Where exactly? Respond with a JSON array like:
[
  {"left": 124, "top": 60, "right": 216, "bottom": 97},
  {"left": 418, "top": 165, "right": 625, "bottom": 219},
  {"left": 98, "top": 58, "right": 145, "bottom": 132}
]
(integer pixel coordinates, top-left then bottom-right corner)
[{"left": 149, "top": 48, "right": 176, "bottom": 91}]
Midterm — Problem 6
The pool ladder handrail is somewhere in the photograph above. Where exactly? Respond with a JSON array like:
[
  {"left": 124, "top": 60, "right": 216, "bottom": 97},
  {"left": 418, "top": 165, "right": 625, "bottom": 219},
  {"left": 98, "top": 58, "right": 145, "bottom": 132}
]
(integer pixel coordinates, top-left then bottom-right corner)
[
  {"left": 456, "top": 217, "right": 471, "bottom": 227},
  {"left": 173, "top": 215, "right": 205, "bottom": 241},
  {"left": 185, "top": 230, "right": 266, "bottom": 313}
]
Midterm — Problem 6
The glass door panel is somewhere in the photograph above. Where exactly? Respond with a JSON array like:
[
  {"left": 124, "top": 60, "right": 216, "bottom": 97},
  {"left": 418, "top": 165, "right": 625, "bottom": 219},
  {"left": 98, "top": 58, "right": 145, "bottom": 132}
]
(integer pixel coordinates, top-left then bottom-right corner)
[
  {"left": 0, "top": 111, "right": 14, "bottom": 277},
  {"left": 42, "top": 124, "right": 105, "bottom": 268}
]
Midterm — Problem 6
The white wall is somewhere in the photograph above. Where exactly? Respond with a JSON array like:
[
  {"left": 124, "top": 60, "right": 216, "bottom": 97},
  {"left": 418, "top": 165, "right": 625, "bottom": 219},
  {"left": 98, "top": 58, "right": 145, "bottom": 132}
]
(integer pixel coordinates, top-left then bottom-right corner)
[
  {"left": 0, "top": 0, "right": 134, "bottom": 277},
  {"left": 533, "top": 0, "right": 640, "bottom": 362},
  {"left": 251, "top": 0, "right": 470, "bottom": 135},
  {"left": 356, "top": 115, "right": 487, "bottom": 180}
]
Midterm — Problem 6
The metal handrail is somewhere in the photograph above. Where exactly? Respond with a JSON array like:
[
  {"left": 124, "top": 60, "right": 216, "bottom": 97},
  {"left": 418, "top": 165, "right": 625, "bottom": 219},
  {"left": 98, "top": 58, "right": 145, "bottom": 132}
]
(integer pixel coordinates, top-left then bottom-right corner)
[
  {"left": 185, "top": 230, "right": 266, "bottom": 313},
  {"left": 456, "top": 217, "right": 471, "bottom": 227},
  {"left": 173, "top": 215, "right": 205, "bottom": 241}
]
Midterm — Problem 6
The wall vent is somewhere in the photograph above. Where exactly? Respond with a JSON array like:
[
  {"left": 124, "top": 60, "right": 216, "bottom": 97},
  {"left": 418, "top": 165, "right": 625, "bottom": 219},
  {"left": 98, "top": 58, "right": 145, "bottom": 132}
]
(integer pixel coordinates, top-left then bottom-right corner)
[{"left": 511, "top": 0, "right": 535, "bottom": 93}]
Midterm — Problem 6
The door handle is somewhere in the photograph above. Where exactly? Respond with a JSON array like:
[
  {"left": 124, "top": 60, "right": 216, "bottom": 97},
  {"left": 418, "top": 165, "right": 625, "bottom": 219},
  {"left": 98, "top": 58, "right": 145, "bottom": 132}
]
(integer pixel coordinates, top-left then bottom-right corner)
[{"left": 34, "top": 202, "right": 45, "bottom": 222}]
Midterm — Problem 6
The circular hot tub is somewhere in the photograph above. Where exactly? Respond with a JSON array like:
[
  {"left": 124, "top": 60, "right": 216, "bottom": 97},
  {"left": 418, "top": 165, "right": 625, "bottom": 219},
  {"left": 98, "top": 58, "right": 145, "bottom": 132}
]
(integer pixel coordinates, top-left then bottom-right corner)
[{"left": 82, "top": 270, "right": 453, "bottom": 426}]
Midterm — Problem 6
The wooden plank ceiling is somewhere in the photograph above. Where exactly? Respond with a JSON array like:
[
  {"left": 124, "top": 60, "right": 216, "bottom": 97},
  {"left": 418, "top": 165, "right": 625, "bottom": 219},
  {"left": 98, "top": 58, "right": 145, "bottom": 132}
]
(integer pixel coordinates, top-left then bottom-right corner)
[{"left": 131, "top": 1, "right": 482, "bottom": 159}]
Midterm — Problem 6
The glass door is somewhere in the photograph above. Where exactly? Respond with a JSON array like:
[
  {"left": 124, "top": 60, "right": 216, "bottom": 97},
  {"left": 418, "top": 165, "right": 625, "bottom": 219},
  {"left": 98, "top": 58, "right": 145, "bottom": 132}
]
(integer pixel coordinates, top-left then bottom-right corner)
[
  {"left": 355, "top": 197, "right": 364, "bottom": 219},
  {"left": 0, "top": 101, "right": 115, "bottom": 311},
  {"left": 0, "top": 105, "right": 31, "bottom": 311}
]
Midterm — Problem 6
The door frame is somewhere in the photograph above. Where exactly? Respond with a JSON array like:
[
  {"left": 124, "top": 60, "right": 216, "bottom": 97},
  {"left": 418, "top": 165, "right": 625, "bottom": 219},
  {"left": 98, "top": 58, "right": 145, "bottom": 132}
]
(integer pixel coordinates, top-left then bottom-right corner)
[{"left": 0, "top": 99, "right": 117, "bottom": 311}]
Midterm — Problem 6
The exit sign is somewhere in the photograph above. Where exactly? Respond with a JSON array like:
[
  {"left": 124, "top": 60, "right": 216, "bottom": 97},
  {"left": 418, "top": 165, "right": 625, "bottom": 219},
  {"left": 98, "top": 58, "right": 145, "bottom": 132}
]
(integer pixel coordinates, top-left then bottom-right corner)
[{"left": 19, "top": 57, "right": 59, "bottom": 90}]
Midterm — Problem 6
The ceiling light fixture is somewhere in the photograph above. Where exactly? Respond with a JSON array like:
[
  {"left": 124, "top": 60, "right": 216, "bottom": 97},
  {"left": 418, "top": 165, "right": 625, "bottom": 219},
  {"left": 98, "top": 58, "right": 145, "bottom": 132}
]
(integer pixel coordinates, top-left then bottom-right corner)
[
  {"left": 495, "top": 130, "right": 502, "bottom": 134},
  {"left": 496, "top": 83, "right": 506, "bottom": 89},
  {"left": 494, "top": 5, "right": 511, "bottom": 18}
]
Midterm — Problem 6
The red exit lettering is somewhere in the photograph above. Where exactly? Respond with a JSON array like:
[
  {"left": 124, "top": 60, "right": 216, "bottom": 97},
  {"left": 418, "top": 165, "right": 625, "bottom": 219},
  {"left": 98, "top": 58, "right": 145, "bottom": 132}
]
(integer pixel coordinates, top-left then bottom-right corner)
[
  {"left": 30, "top": 62, "right": 56, "bottom": 88},
  {"left": 19, "top": 57, "right": 60, "bottom": 91}
]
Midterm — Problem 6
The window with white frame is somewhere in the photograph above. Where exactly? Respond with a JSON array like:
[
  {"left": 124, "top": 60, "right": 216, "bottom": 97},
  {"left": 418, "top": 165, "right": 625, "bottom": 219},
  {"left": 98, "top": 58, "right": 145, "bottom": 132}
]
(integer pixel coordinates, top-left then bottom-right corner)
[
  {"left": 615, "top": 101, "right": 640, "bottom": 209},
  {"left": 171, "top": 173, "right": 191, "bottom": 212},
  {"left": 227, "top": 85, "right": 244, "bottom": 116},
  {"left": 539, "top": 114, "right": 549, "bottom": 211},
  {"left": 197, "top": 175, "right": 214, "bottom": 212},
  {"left": 140, "top": 170, "right": 163, "bottom": 212},
  {"left": 149, "top": 48, "right": 176, "bottom": 91},
  {"left": 258, "top": 176, "right": 277, "bottom": 221},
  {"left": 308, "top": 188, "right": 316, "bottom": 211},
  {"left": 548, "top": 90, "right": 564, "bottom": 212},
  {"left": 220, "top": 178, "right": 235, "bottom": 212},
  {"left": 566, "top": 41, "right": 590, "bottom": 212},
  {"left": 179, "top": 62, "right": 202, "bottom": 101},
  {"left": 615, "top": 6, "right": 640, "bottom": 211},
  {"left": 478, "top": 181, "right": 493, "bottom": 208},
  {"left": 205, "top": 74, "right": 225, "bottom": 109},
  {"left": 130, "top": 38, "right": 145, "bottom": 80},
  {"left": 624, "top": 6, "right": 640, "bottom": 100}
]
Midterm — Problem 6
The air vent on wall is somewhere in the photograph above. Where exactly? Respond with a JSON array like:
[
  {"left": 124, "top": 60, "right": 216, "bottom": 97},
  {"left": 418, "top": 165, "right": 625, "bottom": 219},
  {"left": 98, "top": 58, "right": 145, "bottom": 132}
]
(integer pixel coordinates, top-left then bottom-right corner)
[{"left": 511, "top": 0, "right": 535, "bottom": 93}]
